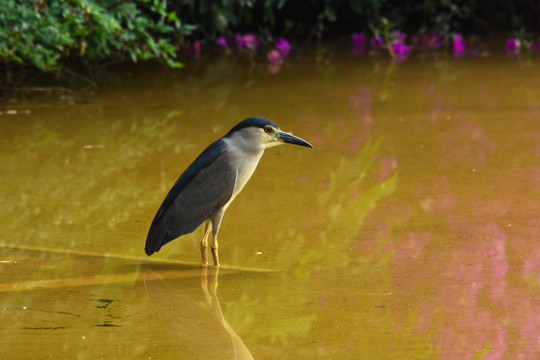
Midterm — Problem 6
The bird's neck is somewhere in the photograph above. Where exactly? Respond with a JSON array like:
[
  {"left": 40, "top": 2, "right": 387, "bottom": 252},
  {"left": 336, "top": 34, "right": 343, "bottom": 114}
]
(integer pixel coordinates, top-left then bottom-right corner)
[
  {"left": 224, "top": 131, "right": 265, "bottom": 155},
  {"left": 223, "top": 137, "right": 264, "bottom": 203}
]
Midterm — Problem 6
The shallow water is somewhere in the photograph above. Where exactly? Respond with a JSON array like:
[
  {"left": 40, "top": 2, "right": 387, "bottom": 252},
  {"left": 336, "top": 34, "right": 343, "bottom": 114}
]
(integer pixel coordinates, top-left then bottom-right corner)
[{"left": 1, "top": 49, "right": 540, "bottom": 359}]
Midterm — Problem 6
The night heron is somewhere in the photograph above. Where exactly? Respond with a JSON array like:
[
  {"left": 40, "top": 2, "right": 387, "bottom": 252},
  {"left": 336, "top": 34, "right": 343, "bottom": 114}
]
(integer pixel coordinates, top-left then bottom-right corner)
[{"left": 145, "top": 116, "right": 313, "bottom": 265}]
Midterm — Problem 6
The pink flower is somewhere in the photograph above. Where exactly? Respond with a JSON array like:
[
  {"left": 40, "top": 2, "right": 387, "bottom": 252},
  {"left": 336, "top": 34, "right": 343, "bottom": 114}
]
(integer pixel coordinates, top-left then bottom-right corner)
[
  {"left": 392, "top": 43, "right": 410, "bottom": 62},
  {"left": 532, "top": 42, "right": 540, "bottom": 51},
  {"left": 369, "top": 36, "right": 385, "bottom": 48},
  {"left": 505, "top": 38, "right": 520, "bottom": 51},
  {"left": 351, "top": 33, "right": 365, "bottom": 48},
  {"left": 428, "top": 33, "right": 443, "bottom": 49},
  {"left": 267, "top": 49, "right": 282, "bottom": 63},
  {"left": 414, "top": 32, "right": 443, "bottom": 49},
  {"left": 392, "top": 42, "right": 409, "bottom": 54},
  {"left": 215, "top": 35, "right": 228, "bottom": 47},
  {"left": 234, "top": 33, "right": 259, "bottom": 48},
  {"left": 234, "top": 34, "right": 245, "bottom": 46},
  {"left": 392, "top": 30, "right": 406, "bottom": 44},
  {"left": 452, "top": 33, "right": 466, "bottom": 57},
  {"left": 242, "top": 33, "right": 259, "bottom": 48},
  {"left": 505, "top": 38, "right": 520, "bottom": 56},
  {"left": 275, "top": 38, "right": 291, "bottom": 56},
  {"left": 267, "top": 62, "right": 282, "bottom": 74}
]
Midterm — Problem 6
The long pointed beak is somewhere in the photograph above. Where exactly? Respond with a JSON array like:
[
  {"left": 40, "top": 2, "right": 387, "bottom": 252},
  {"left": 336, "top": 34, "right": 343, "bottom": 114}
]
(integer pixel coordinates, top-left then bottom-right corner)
[{"left": 278, "top": 131, "right": 313, "bottom": 148}]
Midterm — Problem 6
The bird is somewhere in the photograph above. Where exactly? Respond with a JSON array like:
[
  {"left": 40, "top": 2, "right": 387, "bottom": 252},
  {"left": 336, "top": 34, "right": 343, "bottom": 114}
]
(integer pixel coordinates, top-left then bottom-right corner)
[{"left": 145, "top": 116, "right": 313, "bottom": 266}]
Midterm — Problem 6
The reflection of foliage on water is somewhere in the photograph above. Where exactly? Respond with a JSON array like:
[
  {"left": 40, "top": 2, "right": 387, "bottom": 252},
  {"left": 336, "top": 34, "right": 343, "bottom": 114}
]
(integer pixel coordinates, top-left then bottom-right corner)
[
  {"left": 0, "top": 106, "right": 186, "bottom": 254},
  {"left": 224, "top": 135, "right": 402, "bottom": 357},
  {"left": 317, "top": 138, "right": 397, "bottom": 250},
  {"left": 0, "top": 249, "right": 165, "bottom": 359},
  {"left": 1, "top": 110, "right": 210, "bottom": 354},
  {"left": 358, "top": 71, "right": 540, "bottom": 358}
]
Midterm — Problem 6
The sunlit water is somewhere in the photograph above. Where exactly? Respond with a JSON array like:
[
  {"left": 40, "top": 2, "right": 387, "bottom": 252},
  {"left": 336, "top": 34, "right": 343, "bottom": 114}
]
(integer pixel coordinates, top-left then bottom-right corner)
[{"left": 1, "top": 48, "right": 540, "bottom": 359}]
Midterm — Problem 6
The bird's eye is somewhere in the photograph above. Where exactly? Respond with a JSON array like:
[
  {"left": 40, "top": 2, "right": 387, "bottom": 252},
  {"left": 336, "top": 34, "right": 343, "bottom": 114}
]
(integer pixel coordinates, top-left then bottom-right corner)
[{"left": 263, "top": 126, "right": 273, "bottom": 133}]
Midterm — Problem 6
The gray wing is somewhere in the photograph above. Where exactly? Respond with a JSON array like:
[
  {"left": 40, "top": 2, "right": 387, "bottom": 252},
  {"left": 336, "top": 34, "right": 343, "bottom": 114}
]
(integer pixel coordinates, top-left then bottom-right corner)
[
  {"left": 145, "top": 154, "right": 237, "bottom": 255},
  {"left": 167, "top": 157, "right": 238, "bottom": 238}
]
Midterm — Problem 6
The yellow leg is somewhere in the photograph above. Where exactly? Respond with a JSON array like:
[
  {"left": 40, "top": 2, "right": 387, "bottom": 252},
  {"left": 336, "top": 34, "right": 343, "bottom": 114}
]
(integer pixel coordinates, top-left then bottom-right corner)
[
  {"left": 209, "top": 209, "right": 225, "bottom": 266},
  {"left": 201, "top": 222, "right": 212, "bottom": 265},
  {"left": 211, "top": 234, "right": 219, "bottom": 266}
]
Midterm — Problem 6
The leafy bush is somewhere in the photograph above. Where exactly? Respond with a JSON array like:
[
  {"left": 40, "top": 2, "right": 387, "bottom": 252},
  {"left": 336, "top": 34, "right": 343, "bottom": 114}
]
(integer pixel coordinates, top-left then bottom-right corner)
[
  {"left": 1, "top": 0, "right": 539, "bottom": 75},
  {"left": 0, "top": 0, "right": 194, "bottom": 72},
  {"left": 176, "top": 0, "right": 540, "bottom": 41}
]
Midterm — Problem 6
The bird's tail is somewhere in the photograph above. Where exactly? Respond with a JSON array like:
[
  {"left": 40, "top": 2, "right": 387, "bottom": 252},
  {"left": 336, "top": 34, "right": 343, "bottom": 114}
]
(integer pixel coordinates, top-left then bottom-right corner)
[{"left": 145, "top": 221, "right": 168, "bottom": 256}]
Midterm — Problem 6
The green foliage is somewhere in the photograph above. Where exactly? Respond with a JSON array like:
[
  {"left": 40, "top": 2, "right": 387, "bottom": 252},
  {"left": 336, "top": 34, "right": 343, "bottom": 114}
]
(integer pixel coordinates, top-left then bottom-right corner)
[
  {"left": 1, "top": 0, "right": 539, "bottom": 74},
  {"left": 176, "top": 0, "right": 282, "bottom": 37},
  {"left": 177, "top": 0, "right": 539, "bottom": 41},
  {"left": 0, "top": 0, "right": 194, "bottom": 72}
]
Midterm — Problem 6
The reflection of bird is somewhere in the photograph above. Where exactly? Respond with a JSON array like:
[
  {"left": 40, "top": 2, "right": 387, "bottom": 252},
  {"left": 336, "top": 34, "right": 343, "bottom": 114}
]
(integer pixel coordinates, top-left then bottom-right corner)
[
  {"left": 145, "top": 117, "right": 312, "bottom": 265},
  {"left": 144, "top": 266, "right": 254, "bottom": 360}
]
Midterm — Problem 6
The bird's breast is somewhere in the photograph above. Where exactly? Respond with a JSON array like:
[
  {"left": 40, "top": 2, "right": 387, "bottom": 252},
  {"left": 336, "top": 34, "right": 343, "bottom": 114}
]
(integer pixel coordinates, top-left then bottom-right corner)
[
  {"left": 222, "top": 146, "right": 264, "bottom": 208},
  {"left": 233, "top": 151, "right": 264, "bottom": 195}
]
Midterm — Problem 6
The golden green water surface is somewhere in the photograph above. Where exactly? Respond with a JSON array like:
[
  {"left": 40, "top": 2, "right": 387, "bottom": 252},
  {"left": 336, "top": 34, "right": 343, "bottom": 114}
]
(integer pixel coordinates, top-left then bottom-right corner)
[{"left": 1, "top": 51, "right": 540, "bottom": 359}]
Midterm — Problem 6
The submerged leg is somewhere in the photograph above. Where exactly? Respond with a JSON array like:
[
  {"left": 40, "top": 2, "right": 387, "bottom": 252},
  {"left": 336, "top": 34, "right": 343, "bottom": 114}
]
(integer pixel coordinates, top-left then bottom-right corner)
[
  {"left": 211, "top": 233, "right": 219, "bottom": 266},
  {"left": 210, "top": 210, "right": 225, "bottom": 266},
  {"left": 201, "top": 221, "right": 212, "bottom": 265}
]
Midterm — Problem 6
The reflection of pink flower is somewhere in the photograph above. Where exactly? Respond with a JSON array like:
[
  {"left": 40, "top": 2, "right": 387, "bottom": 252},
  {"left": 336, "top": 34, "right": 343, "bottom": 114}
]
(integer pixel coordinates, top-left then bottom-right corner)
[
  {"left": 532, "top": 42, "right": 540, "bottom": 51},
  {"left": 389, "top": 232, "right": 429, "bottom": 261},
  {"left": 348, "top": 85, "right": 372, "bottom": 117},
  {"left": 215, "top": 35, "right": 228, "bottom": 47},
  {"left": 267, "top": 62, "right": 282, "bottom": 75},
  {"left": 392, "top": 43, "right": 409, "bottom": 62},
  {"left": 355, "top": 75, "right": 540, "bottom": 359},
  {"left": 523, "top": 253, "right": 540, "bottom": 281},
  {"left": 347, "top": 85, "right": 373, "bottom": 151},
  {"left": 438, "top": 121, "right": 495, "bottom": 169},
  {"left": 275, "top": 38, "right": 291, "bottom": 56},
  {"left": 452, "top": 33, "right": 466, "bottom": 58},
  {"left": 192, "top": 41, "right": 201, "bottom": 54},
  {"left": 267, "top": 49, "right": 282, "bottom": 63},
  {"left": 378, "top": 156, "right": 398, "bottom": 181}
]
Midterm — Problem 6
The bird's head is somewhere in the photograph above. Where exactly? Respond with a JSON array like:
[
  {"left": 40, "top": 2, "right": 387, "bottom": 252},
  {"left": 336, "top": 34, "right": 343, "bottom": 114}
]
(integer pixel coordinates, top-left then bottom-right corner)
[{"left": 226, "top": 116, "right": 313, "bottom": 151}]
